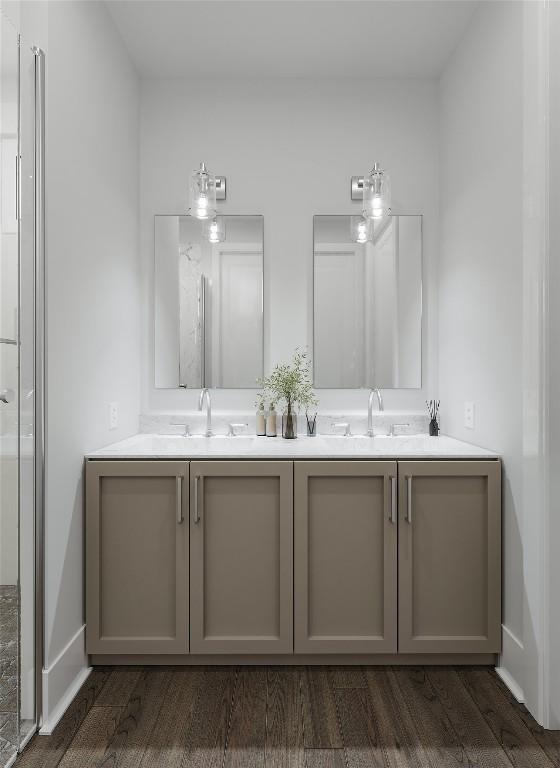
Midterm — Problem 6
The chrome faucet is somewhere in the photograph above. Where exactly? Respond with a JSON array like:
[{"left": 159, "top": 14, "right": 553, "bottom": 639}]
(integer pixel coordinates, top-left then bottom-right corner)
[
  {"left": 367, "top": 388, "right": 384, "bottom": 436},
  {"left": 198, "top": 388, "right": 212, "bottom": 437}
]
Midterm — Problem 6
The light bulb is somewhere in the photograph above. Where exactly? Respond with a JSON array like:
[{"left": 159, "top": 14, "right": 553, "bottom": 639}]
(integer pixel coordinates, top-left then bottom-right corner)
[
  {"left": 196, "top": 195, "right": 210, "bottom": 219},
  {"left": 206, "top": 216, "right": 225, "bottom": 243},
  {"left": 357, "top": 223, "right": 368, "bottom": 242},
  {"left": 370, "top": 195, "right": 383, "bottom": 219},
  {"left": 209, "top": 222, "right": 219, "bottom": 243},
  {"left": 351, "top": 215, "right": 370, "bottom": 243}
]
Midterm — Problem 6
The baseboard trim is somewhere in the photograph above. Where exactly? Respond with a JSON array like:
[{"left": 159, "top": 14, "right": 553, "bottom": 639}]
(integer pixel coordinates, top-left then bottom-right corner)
[
  {"left": 496, "top": 665, "right": 525, "bottom": 703},
  {"left": 40, "top": 625, "right": 91, "bottom": 735},
  {"left": 91, "top": 652, "right": 498, "bottom": 666},
  {"left": 496, "top": 624, "right": 525, "bottom": 703}
]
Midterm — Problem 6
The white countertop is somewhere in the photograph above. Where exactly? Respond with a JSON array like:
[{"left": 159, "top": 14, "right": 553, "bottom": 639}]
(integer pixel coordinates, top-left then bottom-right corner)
[{"left": 86, "top": 433, "right": 498, "bottom": 460}]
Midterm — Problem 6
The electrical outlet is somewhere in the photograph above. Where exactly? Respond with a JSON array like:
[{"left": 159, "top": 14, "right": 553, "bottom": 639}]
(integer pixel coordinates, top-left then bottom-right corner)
[
  {"left": 109, "top": 402, "right": 118, "bottom": 430},
  {"left": 464, "top": 401, "right": 475, "bottom": 430}
]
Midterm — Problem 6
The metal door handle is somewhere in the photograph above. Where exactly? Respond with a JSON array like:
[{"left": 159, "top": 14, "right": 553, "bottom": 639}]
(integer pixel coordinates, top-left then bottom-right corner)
[
  {"left": 15, "top": 153, "right": 19, "bottom": 221},
  {"left": 193, "top": 475, "right": 200, "bottom": 524},
  {"left": 406, "top": 476, "right": 413, "bottom": 523},
  {"left": 390, "top": 477, "right": 397, "bottom": 524},
  {"left": 176, "top": 476, "right": 183, "bottom": 524}
]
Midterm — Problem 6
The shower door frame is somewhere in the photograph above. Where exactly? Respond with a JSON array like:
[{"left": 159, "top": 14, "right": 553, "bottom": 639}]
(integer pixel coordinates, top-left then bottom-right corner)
[{"left": 30, "top": 45, "right": 45, "bottom": 739}]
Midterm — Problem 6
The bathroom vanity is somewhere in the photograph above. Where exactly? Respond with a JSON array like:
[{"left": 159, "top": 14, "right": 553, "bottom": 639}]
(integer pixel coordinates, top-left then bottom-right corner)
[
  {"left": 85, "top": 435, "right": 501, "bottom": 665},
  {"left": 84, "top": 209, "right": 504, "bottom": 667}
]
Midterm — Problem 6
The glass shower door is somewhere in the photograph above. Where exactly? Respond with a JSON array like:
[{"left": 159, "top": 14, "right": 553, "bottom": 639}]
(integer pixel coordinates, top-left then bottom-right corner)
[
  {"left": 0, "top": 12, "right": 41, "bottom": 761},
  {"left": 0, "top": 12, "right": 22, "bottom": 765},
  {"left": 18, "top": 36, "right": 39, "bottom": 748}
]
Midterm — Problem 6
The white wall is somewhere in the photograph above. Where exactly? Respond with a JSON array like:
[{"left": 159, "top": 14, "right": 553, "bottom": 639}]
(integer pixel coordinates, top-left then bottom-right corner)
[
  {"left": 547, "top": 0, "right": 560, "bottom": 730},
  {"left": 43, "top": 0, "right": 140, "bottom": 729},
  {"left": 438, "top": 0, "right": 545, "bottom": 715},
  {"left": 140, "top": 78, "right": 439, "bottom": 415}
]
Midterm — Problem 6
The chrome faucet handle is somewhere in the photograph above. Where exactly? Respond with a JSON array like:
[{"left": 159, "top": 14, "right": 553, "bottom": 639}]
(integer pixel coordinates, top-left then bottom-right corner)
[
  {"left": 228, "top": 422, "right": 248, "bottom": 436},
  {"left": 391, "top": 423, "right": 410, "bottom": 436},
  {"left": 332, "top": 422, "right": 351, "bottom": 436},
  {"left": 170, "top": 423, "right": 191, "bottom": 436}
]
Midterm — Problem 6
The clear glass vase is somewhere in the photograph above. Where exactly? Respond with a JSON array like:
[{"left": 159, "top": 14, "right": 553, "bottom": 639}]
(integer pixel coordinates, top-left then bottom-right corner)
[{"left": 282, "top": 409, "right": 298, "bottom": 439}]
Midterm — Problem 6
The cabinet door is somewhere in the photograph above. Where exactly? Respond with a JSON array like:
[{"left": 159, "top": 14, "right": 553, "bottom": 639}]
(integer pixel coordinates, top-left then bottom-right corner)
[
  {"left": 86, "top": 461, "right": 189, "bottom": 654},
  {"left": 294, "top": 461, "right": 398, "bottom": 653},
  {"left": 190, "top": 461, "right": 293, "bottom": 654},
  {"left": 398, "top": 460, "right": 501, "bottom": 654}
]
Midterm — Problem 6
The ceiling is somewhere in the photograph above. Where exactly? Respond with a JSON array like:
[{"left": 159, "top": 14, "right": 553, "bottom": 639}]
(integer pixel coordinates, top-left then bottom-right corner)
[{"left": 106, "top": 0, "right": 478, "bottom": 79}]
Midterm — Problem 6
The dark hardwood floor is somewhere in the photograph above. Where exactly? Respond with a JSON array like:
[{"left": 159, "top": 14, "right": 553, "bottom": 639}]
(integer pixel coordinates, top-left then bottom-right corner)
[{"left": 14, "top": 665, "right": 560, "bottom": 768}]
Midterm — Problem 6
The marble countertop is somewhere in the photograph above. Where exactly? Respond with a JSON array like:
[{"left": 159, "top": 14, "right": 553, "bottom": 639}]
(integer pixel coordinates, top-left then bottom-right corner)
[{"left": 86, "top": 433, "right": 499, "bottom": 460}]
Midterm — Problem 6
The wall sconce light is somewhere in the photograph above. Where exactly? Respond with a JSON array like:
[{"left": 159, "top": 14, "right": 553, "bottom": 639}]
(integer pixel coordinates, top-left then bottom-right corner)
[
  {"left": 351, "top": 162, "right": 391, "bottom": 221},
  {"left": 206, "top": 216, "right": 226, "bottom": 244},
  {"left": 188, "top": 162, "right": 226, "bottom": 220},
  {"left": 350, "top": 215, "right": 372, "bottom": 244}
]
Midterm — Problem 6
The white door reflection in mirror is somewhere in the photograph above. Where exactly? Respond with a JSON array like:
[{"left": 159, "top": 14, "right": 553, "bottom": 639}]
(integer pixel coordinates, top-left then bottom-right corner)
[{"left": 313, "top": 215, "right": 422, "bottom": 389}]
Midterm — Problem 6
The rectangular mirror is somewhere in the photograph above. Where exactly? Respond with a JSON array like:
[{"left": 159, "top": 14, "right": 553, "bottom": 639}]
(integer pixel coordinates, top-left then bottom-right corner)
[
  {"left": 313, "top": 215, "right": 422, "bottom": 389},
  {"left": 155, "top": 215, "right": 264, "bottom": 388}
]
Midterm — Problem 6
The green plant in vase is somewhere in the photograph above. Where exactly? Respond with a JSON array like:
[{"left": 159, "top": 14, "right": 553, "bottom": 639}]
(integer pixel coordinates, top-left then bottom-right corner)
[{"left": 258, "top": 349, "right": 317, "bottom": 439}]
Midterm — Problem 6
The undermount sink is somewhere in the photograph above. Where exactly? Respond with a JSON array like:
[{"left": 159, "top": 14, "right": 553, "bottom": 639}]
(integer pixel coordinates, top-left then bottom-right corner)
[
  {"left": 123, "top": 434, "right": 258, "bottom": 452},
  {"left": 319, "top": 433, "right": 421, "bottom": 441},
  {"left": 316, "top": 435, "right": 374, "bottom": 449},
  {"left": 374, "top": 433, "right": 424, "bottom": 438},
  {"left": 319, "top": 434, "right": 373, "bottom": 439}
]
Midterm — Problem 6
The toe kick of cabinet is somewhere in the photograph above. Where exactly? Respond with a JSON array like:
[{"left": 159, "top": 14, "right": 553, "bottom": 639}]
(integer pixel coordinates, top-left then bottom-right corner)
[{"left": 85, "top": 457, "right": 501, "bottom": 659}]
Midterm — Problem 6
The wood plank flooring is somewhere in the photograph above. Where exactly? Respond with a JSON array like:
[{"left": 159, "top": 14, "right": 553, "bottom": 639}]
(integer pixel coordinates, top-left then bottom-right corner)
[{"left": 14, "top": 666, "right": 560, "bottom": 768}]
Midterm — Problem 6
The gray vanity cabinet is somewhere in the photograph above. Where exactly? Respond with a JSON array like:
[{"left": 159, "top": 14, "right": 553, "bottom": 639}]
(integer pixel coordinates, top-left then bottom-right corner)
[
  {"left": 85, "top": 461, "right": 190, "bottom": 655},
  {"left": 294, "top": 461, "right": 398, "bottom": 653},
  {"left": 398, "top": 460, "right": 502, "bottom": 654},
  {"left": 189, "top": 460, "right": 293, "bottom": 654},
  {"left": 85, "top": 455, "right": 502, "bottom": 661}
]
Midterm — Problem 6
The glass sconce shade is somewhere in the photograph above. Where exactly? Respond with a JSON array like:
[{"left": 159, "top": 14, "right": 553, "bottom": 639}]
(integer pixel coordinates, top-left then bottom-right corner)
[
  {"left": 363, "top": 162, "right": 391, "bottom": 221},
  {"left": 206, "top": 216, "right": 226, "bottom": 244},
  {"left": 188, "top": 162, "right": 217, "bottom": 220},
  {"left": 350, "top": 215, "right": 372, "bottom": 244}
]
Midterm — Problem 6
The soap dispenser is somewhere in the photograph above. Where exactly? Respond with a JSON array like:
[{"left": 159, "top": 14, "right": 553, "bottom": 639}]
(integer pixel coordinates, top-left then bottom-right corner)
[{"left": 266, "top": 403, "right": 277, "bottom": 437}]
